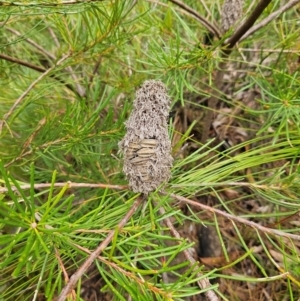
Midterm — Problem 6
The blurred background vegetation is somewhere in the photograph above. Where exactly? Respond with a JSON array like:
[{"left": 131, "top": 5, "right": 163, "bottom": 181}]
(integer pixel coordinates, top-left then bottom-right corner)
[{"left": 0, "top": 0, "right": 300, "bottom": 300}]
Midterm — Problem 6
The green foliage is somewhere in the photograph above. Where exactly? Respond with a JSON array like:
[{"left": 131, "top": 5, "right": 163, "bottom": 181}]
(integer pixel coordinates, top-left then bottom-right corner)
[{"left": 1, "top": 0, "right": 300, "bottom": 300}]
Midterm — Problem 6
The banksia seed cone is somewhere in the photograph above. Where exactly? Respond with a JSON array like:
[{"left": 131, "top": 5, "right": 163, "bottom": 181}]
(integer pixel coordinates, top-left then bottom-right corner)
[
  {"left": 221, "top": 0, "right": 243, "bottom": 32},
  {"left": 119, "top": 80, "right": 173, "bottom": 194}
]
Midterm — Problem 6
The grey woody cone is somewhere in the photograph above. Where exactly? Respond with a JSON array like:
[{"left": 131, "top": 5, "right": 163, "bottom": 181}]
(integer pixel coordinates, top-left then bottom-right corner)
[
  {"left": 119, "top": 80, "right": 173, "bottom": 194},
  {"left": 221, "top": 0, "right": 243, "bottom": 32}
]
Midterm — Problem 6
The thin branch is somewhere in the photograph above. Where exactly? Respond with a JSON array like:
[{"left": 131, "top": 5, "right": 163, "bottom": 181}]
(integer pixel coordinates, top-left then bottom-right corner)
[
  {"left": 240, "top": 0, "right": 300, "bottom": 42},
  {"left": 4, "top": 26, "right": 85, "bottom": 97},
  {"left": 198, "top": 0, "right": 213, "bottom": 20},
  {"left": 0, "top": 53, "right": 46, "bottom": 72},
  {"left": 157, "top": 204, "right": 220, "bottom": 301},
  {"left": 22, "top": 117, "right": 47, "bottom": 150},
  {"left": 201, "top": 0, "right": 273, "bottom": 143},
  {"left": 0, "top": 53, "right": 70, "bottom": 133},
  {"left": 5, "top": 27, "right": 56, "bottom": 60},
  {"left": 4, "top": 181, "right": 299, "bottom": 263},
  {"left": 268, "top": 248, "right": 300, "bottom": 286},
  {"left": 72, "top": 243, "right": 171, "bottom": 298},
  {"left": 54, "top": 247, "right": 72, "bottom": 289},
  {"left": 57, "top": 195, "right": 144, "bottom": 301},
  {"left": 0, "top": 180, "right": 285, "bottom": 194},
  {"left": 0, "top": 53, "right": 79, "bottom": 99},
  {"left": 226, "top": 0, "right": 273, "bottom": 49},
  {"left": 88, "top": 56, "right": 102, "bottom": 91},
  {"left": 238, "top": 48, "right": 300, "bottom": 53},
  {"left": 253, "top": 272, "right": 289, "bottom": 282},
  {"left": 168, "top": 0, "right": 221, "bottom": 39},
  {"left": 1, "top": 179, "right": 288, "bottom": 194},
  {"left": 4, "top": 137, "right": 69, "bottom": 168},
  {"left": 0, "top": 0, "right": 105, "bottom": 6},
  {"left": 167, "top": 192, "right": 300, "bottom": 241},
  {"left": 0, "top": 182, "right": 127, "bottom": 193}
]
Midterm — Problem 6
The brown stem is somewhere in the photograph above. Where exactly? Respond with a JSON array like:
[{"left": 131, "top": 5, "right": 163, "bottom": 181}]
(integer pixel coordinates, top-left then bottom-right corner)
[
  {"left": 168, "top": 0, "right": 221, "bottom": 38},
  {"left": 0, "top": 52, "right": 46, "bottom": 72},
  {"left": 226, "top": 0, "right": 273, "bottom": 49},
  {"left": 0, "top": 53, "right": 71, "bottom": 133},
  {"left": 201, "top": 0, "right": 273, "bottom": 143},
  {"left": 240, "top": 0, "right": 300, "bottom": 42},
  {"left": 0, "top": 179, "right": 286, "bottom": 194},
  {"left": 57, "top": 195, "right": 144, "bottom": 301},
  {"left": 5, "top": 27, "right": 56, "bottom": 59},
  {"left": 0, "top": 53, "right": 79, "bottom": 97},
  {"left": 72, "top": 243, "right": 171, "bottom": 298},
  {"left": 166, "top": 192, "right": 300, "bottom": 241}
]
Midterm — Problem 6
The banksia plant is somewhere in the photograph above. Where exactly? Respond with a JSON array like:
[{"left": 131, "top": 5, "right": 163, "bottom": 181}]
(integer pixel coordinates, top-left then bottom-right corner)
[
  {"left": 221, "top": 0, "right": 243, "bottom": 32},
  {"left": 119, "top": 80, "right": 173, "bottom": 194}
]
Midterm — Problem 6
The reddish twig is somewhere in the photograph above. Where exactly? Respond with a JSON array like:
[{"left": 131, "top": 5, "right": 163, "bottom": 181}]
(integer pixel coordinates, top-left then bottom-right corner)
[
  {"left": 166, "top": 192, "right": 300, "bottom": 241},
  {"left": 57, "top": 195, "right": 144, "bottom": 301},
  {"left": 240, "top": 0, "right": 300, "bottom": 42},
  {"left": 168, "top": 0, "right": 221, "bottom": 38},
  {"left": 0, "top": 52, "right": 46, "bottom": 72},
  {"left": 54, "top": 248, "right": 73, "bottom": 290}
]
